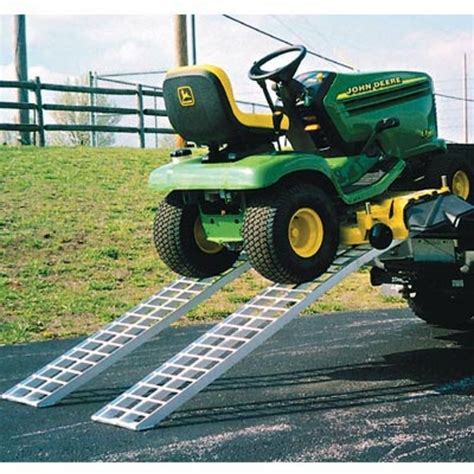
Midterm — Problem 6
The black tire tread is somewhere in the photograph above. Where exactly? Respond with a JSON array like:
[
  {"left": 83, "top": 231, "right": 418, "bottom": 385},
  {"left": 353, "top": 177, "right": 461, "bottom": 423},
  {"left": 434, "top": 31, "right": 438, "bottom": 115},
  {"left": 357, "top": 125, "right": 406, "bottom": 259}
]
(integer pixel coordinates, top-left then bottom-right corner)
[
  {"left": 406, "top": 290, "right": 473, "bottom": 328},
  {"left": 153, "top": 192, "right": 238, "bottom": 278},
  {"left": 243, "top": 191, "right": 294, "bottom": 283},
  {"left": 243, "top": 181, "right": 339, "bottom": 283}
]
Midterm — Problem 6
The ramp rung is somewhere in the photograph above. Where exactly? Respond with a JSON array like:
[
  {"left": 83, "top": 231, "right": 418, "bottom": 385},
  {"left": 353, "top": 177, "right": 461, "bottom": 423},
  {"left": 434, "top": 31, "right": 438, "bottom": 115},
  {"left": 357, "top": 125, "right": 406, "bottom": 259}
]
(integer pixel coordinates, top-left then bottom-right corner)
[
  {"left": 92, "top": 244, "right": 394, "bottom": 431},
  {"left": 33, "top": 375, "right": 67, "bottom": 385},
  {"left": 2, "top": 260, "right": 250, "bottom": 408},
  {"left": 162, "top": 363, "right": 209, "bottom": 374}
]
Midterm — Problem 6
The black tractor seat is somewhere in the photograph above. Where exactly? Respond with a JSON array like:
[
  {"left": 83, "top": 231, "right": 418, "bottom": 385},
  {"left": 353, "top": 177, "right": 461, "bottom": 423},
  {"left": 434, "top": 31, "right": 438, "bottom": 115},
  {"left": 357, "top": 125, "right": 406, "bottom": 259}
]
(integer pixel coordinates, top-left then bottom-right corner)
[{"left": 163, "top": 64, "right": 289, "bottom": 149}]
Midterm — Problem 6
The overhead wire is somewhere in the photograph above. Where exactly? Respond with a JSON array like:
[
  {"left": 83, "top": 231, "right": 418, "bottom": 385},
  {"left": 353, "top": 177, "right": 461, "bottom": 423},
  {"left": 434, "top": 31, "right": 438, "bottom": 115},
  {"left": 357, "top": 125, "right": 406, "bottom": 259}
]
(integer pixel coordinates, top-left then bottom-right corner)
[
  {"left": 269, "top": 16, "right": 342, "bottom": 71},
  {"left": 435, "top": 93, "right": 474, "bottom": 103},
  {"left": 222, "top": 14, "right": 356, "bottom": 71},
  {"left": 223, "top": 15, "right": 472, "bottom": 106}
]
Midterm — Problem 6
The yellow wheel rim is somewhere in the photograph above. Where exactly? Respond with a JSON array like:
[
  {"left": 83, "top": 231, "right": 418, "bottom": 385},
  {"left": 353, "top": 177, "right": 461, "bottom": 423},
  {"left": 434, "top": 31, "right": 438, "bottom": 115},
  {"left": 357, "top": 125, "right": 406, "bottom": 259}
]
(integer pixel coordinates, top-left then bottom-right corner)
[
  {"left": 288, "top": 207, "right": 324, "bottom": 258},
  {"left": 452, "top": 170, "right": 471, "bottom": 200},
  {"left": 193, "top": 218, "right": 223, "bottom": 255}
]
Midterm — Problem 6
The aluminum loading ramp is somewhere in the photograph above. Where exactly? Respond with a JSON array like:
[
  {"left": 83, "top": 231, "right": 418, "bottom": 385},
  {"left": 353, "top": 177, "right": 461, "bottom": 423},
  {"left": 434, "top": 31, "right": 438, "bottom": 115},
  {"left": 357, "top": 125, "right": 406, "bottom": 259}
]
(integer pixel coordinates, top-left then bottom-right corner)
[
  {"left": 92, "top": 244, "right": 392, "bottom": 431},
  {"left": 2, "top": 260, "right": 250, "bottom": 408}
]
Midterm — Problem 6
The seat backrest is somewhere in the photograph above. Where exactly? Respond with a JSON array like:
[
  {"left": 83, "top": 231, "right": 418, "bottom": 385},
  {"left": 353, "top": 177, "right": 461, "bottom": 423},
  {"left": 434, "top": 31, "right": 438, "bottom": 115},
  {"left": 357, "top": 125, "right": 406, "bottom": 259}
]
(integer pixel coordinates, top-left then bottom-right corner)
[{"left": 163, "top": 65, "right": 275, "bottom": 148}]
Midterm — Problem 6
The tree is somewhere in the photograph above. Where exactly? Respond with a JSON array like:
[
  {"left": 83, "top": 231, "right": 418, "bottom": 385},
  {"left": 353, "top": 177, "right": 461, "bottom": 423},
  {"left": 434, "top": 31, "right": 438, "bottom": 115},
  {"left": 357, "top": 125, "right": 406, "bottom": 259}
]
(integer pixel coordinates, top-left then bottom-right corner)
[
  {"left": 50, "top": 76, "right": 121, "bottom": 147},
  {"left": 0, "top": 130, "right": 17, "bottom": 146}
]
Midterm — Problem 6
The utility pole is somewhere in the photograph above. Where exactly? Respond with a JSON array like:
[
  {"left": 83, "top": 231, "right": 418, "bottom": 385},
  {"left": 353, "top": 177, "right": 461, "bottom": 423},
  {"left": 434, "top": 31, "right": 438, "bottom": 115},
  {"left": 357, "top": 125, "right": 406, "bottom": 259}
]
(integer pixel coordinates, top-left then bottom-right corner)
[
  {"left": 463, "top": 53, "right": 469, "bottom": 144},
  {"left": 190, "top": 15, "right": 197, "bottom": 65},
  {"left": 174, "top": 15, "right": 189, "bottom": 67},
  {"left": 174, "top": 15, "right": 188, "bottom": 148},
  {"left": 13, "top": 14, "right": 31, "bottom": 145}
]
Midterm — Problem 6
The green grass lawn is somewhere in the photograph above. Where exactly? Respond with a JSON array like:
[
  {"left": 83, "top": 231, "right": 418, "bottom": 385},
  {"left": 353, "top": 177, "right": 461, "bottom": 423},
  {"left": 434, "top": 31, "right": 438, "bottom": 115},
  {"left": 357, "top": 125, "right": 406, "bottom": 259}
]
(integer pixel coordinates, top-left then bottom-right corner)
[{"left": 0, "top": 146, "right": 404, "bottom": 344}]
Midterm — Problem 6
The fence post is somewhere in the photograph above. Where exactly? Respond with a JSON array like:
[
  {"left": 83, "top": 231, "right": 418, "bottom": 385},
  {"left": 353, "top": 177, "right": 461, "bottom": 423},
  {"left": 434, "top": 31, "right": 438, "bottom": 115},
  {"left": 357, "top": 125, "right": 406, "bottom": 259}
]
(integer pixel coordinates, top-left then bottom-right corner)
[
  {"left": 31, "top": 107, "right": 37, "bottom": 146},
  {"left": 89, "top": 71, "right": 97, "bottom": 147},
  {"left": 153, "top": 93, "right": 158, "bottom": 148},
  {"left": 34, "top": 76, "right": 46, "bottom": 147},
  {"left": 137, "top": 84, "right": 145, "bottom": 148}
]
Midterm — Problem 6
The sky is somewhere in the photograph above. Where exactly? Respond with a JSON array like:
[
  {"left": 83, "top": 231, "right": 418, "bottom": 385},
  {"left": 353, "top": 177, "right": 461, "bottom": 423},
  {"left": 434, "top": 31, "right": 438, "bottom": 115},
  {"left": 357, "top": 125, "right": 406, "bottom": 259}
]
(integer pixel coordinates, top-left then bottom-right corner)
[{"left": 0, "top": 14, "right": 473, "bottom": 145}]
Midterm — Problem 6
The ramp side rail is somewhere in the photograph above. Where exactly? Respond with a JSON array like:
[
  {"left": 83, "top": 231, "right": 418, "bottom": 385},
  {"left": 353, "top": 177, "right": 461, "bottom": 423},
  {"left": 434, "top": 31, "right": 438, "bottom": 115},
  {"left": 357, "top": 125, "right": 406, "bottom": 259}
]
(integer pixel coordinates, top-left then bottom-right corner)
[{"left": 2, "top": 260, "right": 250, "bottom": 407}]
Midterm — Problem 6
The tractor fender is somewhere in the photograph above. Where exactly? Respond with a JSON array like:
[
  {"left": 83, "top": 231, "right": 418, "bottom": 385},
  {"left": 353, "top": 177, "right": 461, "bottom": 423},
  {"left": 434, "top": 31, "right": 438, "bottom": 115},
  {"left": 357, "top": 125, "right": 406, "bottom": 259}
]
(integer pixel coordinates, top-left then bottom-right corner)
[{"left": 148, "top": 152, "right": 340, "bottom": 193}]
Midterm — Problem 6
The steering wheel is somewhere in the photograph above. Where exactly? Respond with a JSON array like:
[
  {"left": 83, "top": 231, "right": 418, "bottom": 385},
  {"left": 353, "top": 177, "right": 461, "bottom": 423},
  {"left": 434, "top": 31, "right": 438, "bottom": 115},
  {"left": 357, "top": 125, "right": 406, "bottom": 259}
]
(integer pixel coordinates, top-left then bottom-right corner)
[{"left": 248, "top": 45, "right": 307, "bottom": 83}]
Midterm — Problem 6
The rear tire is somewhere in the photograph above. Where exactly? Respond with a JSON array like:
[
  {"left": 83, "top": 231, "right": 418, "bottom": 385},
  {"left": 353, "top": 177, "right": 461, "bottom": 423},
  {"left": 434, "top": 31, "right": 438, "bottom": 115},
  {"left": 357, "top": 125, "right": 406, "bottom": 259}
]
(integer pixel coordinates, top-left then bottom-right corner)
[
  {"left": 448, "top": 165, "right": 474, "bottom": 203},
  {"left": 153, "top": 192, "right": 239, "bottom": 278},
  {"left": 427, "top": 155, "right": 474, "bottom": 203},
  {"left": 243, "top": 182, "right": 339, "bottom": 284},
  {"left": 404, "top": 284, "right": 473, "bottom": 328}
]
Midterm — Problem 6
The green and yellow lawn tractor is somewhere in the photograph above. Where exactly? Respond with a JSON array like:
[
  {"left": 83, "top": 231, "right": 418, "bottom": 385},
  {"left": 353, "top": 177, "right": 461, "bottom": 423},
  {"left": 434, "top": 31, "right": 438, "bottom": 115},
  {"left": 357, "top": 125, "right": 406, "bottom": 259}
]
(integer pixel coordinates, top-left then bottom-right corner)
[{"left": 150, "top": 45, "right": 474, "bottom": 285}]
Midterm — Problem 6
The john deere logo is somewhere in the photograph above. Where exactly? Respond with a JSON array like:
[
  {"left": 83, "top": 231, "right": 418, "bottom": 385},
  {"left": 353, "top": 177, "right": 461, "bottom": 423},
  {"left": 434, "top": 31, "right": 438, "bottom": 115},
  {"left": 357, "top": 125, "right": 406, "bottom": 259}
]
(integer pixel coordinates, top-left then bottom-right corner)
[
  {"left": 177, "top": 86, "right": 195, "bottom": 107},
  {"left": 343, "top": 77, "right": 403, "bottom": 97}
]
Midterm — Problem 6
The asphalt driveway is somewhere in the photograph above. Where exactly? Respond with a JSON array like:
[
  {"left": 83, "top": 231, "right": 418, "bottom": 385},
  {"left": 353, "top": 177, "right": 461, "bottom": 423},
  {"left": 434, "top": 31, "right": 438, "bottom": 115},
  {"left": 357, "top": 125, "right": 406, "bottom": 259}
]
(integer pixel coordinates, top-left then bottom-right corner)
[{"left": 1, "top": 308, "right": 473, "bottom": 462}]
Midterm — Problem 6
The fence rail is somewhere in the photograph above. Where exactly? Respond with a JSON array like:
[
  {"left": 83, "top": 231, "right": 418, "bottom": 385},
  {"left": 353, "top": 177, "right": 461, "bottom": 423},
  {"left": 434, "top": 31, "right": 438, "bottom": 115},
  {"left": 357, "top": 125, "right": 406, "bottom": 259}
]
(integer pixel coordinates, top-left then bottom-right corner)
[{"left": 0, "top": 76, "right": 174, "bottom": 148}]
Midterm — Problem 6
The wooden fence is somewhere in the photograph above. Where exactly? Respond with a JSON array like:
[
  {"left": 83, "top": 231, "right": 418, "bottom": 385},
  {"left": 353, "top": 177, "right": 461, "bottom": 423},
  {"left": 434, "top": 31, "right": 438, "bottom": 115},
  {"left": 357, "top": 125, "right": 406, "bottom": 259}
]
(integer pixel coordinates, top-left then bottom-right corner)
[
  {"left": 0, "top": 77, "right": 174, "bottom": 148},
  {"left": 0, "top": 76, "right": 271, "bottom": 148}
]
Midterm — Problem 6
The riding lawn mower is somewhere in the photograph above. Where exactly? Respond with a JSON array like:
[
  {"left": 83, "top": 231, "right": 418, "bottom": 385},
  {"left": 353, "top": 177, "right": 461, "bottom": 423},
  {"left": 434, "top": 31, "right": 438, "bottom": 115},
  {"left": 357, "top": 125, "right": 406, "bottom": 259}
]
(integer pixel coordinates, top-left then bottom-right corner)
[{"left": 150, "top": 45, "right": 474, "bottom": 327}]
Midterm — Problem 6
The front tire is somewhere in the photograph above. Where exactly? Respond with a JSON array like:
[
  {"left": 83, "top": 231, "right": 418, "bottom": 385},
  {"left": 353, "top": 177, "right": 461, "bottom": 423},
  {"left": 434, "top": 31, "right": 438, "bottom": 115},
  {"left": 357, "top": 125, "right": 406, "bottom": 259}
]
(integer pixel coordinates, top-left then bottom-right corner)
[
  {"left": 153, "top": 192, "right": 239, "bottom": 278},
  {"left": 243, "top": 182, "right": 339, "bottom": 284}
]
